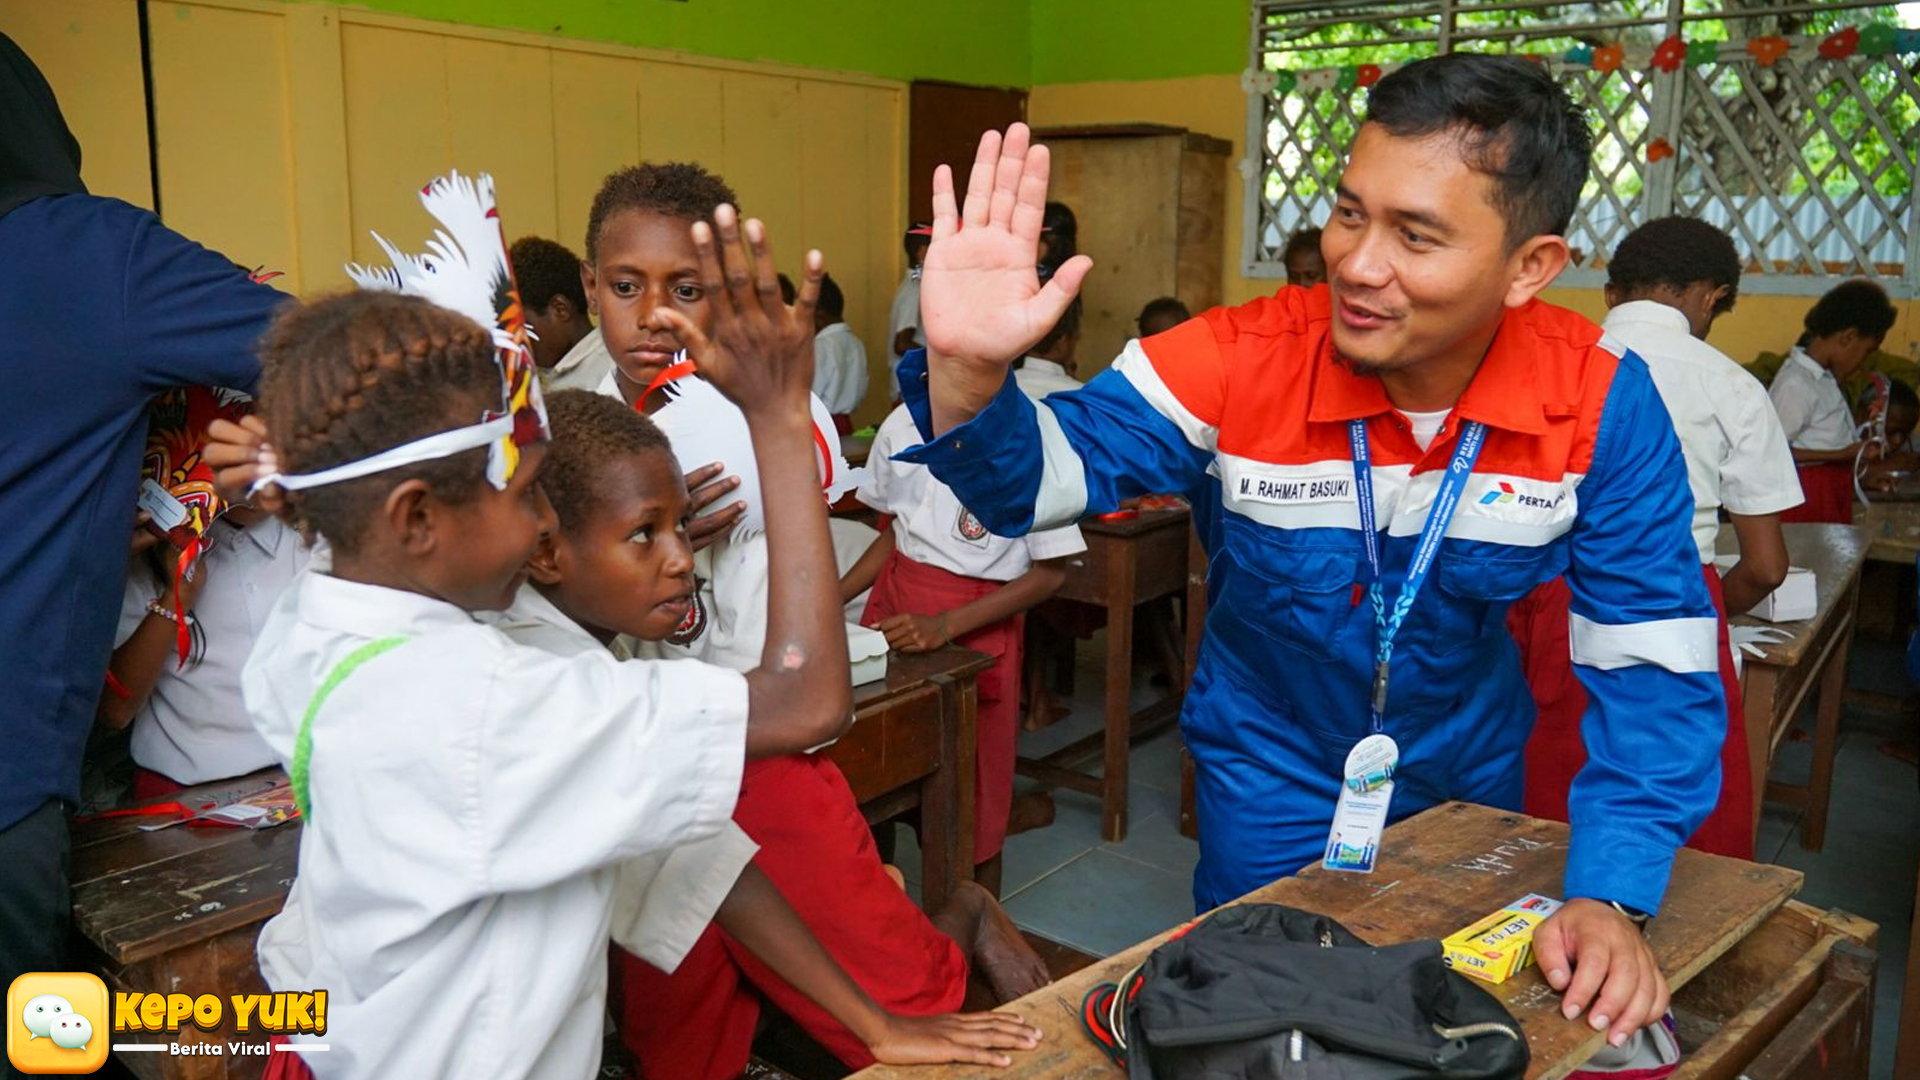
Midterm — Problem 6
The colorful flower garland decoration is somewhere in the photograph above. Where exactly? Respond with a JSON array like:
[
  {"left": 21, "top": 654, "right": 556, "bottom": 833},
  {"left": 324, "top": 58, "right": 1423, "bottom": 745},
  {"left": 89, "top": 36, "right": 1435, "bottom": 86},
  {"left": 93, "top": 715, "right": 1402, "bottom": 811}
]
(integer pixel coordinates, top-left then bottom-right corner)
[{"left": 1258, "top": 22, "right": 1915, "bottom": 101}]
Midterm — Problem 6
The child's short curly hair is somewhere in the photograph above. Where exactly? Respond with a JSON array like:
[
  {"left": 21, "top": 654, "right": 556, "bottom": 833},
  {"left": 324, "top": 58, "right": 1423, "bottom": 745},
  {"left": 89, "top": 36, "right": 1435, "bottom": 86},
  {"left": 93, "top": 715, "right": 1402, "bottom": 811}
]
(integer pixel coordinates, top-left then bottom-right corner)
[
  {"left": 585, "top": 162, "right": 739, "bottom": 263},
  {"left": 509, "top": 235, "right": 588, "bottom": 313},
  {"left": 1607, "top": 216, "right": 1742, "bottom": 315},
  {"left": 539, "top": 390, "right": 678, "bottom": 535},
  {"left": 259, "top": 291, "right": 503, "bottom": 553}
]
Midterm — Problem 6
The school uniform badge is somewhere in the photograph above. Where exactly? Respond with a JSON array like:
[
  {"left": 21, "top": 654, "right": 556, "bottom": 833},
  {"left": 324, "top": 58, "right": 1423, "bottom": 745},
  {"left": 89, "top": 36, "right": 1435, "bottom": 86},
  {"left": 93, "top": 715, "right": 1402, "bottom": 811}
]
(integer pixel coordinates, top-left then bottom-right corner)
[
  {"left": 956, "top": 507, "right": 990, "bottom": 544},
  {"left": 669, "top": 585, "right": 710, "bottom": 646}
]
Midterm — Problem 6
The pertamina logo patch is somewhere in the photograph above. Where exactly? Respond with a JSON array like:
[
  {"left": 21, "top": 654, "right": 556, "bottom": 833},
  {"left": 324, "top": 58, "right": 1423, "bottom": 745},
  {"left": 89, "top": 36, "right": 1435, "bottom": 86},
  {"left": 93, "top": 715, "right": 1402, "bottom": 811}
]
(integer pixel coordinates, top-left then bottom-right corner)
[{"left": 1478, "top": 481, "right": 1561, "bottom": 510}]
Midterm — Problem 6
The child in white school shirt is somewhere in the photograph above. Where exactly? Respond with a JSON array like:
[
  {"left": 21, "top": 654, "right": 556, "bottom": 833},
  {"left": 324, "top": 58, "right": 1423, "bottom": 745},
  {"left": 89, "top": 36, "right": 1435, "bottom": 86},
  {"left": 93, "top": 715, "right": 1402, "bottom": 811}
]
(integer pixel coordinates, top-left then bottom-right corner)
[
  {"left": 100, "top": 508, "right": 308, "bottom": 797},
  {"left": 226, "top": 256, "right": 856, "bottom": 1080},
  {"left": 1768, "top": 278, "right": 1899, "bottom": 523},
  {"left": 840, "top": 403, "right": 1085, "bottom": 894}
]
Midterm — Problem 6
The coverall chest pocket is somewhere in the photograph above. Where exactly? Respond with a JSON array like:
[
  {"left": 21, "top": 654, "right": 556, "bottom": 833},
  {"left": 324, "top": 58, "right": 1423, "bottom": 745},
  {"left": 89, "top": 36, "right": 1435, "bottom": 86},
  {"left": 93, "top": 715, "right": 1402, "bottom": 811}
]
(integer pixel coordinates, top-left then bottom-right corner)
[
  {"left": 1216, "top": 544, "right": 1359, "bottom": 664},
  {"left": 1421, "top": 553, "right": 1547, "bottom": 656}
]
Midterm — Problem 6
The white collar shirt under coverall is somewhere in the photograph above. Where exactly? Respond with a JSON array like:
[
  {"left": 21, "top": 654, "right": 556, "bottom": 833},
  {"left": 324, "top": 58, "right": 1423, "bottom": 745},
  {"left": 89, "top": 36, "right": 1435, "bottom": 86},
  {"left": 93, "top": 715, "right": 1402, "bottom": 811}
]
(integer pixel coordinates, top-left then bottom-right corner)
[
  {"left": 1601, "top": 301, "right": 1802, "bottom": 563},
  {"left": 1768, "top": 345, "right": 1858, "bottom": 452},
  {"left": 860, "top": 405, "right": 1086, "bottom": 582},
  {"left": 242, "top": 569, "right": 748, "bottom": 1079}
]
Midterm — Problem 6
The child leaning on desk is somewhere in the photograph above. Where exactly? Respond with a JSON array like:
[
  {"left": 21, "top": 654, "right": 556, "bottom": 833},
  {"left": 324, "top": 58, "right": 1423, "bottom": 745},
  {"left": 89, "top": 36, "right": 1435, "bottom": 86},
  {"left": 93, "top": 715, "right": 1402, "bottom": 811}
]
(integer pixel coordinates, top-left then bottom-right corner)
[
  {"left": 99, "top": 506, "right": 307, "bottom": 799},
  {"left": 207, "top": 211, "right": 1035, "bottom": 1079}
]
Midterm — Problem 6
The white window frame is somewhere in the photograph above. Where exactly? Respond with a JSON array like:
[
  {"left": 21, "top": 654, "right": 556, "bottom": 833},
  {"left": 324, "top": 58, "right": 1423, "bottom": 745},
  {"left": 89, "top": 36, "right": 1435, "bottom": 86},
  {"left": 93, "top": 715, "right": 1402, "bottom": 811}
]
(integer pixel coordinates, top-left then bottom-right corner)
[{"left": 1242, "top": 0, "right": 1919, "bottom": 297}]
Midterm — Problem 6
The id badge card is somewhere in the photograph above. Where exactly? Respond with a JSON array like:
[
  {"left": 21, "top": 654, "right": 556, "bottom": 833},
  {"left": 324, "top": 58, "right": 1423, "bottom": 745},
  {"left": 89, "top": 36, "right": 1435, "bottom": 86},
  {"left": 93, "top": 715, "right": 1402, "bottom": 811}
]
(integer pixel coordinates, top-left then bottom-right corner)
[{"left": 1323, "top": 734, "right": 1399, "bottom": 874}]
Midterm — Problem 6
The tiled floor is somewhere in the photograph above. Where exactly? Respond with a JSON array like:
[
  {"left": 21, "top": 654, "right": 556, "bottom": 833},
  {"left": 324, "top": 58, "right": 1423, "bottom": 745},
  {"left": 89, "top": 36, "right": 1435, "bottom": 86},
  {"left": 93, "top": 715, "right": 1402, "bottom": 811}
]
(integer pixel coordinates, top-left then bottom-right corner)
[{"left": 894, "top": 628, "right": 1918, "bottom": 1079}]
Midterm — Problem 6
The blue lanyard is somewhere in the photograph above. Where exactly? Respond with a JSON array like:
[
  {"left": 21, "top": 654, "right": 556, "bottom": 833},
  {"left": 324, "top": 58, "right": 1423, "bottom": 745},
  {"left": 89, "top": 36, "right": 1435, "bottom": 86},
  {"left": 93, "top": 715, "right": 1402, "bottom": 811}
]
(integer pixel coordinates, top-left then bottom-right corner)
[{"left": 1349, "top": 417, "right": 1487, "bottom": 732}]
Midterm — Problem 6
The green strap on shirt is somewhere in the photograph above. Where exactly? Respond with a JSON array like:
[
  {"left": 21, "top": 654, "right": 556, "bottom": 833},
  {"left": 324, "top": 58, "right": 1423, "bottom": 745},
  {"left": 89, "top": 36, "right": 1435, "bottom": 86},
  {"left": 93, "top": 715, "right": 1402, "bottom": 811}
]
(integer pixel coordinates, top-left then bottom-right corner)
[{"left": 291, "top": 636, "right": 409, "bottom": 821}]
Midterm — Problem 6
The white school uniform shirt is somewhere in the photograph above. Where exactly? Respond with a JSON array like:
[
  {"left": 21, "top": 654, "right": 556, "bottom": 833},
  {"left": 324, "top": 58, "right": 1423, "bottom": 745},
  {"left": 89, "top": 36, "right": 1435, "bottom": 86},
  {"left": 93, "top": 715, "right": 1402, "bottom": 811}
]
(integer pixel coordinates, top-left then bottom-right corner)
[
  {"left": 859, "top": 405, "right": 1087, "bottom": 581},
  {"left": 1604, "top": 302, "right": 1804, "bottom": 563},
  {"left": 1768, "top": 344, "right": 1858, "bottom": 452},
  {"left": 242, "top": 564, "right": 748, "bottom": 1080},
  {"left": 812, "top": 321, "right": 870, "bottom": 416},
  {"left": 483, "top": 586, "right": 759, "bottom": 970},
  {"left": 887, "top": 272, "right": 923, "bottom": 400},
  {"left": 543, "top": 326, "right": 615, "bottom": 394},
  {"left": 113, "top": 517, "right": 307, "bottom": 784},
  {"left": 1013, "top": 357, "right": 1084, "bottom": 400}
]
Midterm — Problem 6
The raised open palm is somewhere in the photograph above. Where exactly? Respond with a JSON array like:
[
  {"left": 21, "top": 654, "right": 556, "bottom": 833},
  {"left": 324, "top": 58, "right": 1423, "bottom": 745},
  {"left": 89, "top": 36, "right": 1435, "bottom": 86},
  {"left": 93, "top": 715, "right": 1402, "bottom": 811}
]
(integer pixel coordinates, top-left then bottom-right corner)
[{"left": 921, "top": 124, "right": 1092, "bottom": 372}]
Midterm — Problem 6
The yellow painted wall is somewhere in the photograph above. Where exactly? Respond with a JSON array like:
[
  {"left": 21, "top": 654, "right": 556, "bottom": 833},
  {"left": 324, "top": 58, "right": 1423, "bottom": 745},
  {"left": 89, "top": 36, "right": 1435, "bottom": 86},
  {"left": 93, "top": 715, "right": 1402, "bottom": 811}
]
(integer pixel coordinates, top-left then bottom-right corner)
[
  {"left": 1032, "top": 74, "right": 1920, "bottom": 371},
  {"left": 0, "top": 0, "right": 154, "bottom": 208},
  {"left": 7, "top": 0, "right": 907, "bottom": 427}
]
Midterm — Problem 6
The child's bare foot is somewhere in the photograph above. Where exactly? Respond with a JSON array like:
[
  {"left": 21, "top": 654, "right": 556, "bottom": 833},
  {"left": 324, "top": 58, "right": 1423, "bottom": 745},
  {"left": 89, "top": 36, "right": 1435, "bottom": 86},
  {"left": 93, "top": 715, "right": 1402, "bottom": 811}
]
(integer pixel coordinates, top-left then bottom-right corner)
[
  {"left": 1005, "top": 791, "right": 1055, "bottom": 837},
  {"left": 936, "top": 881, "right": 1051, "bottom": 1003},
  {"left": 883, "top": 864, "right": 906, "bottom": 891}
]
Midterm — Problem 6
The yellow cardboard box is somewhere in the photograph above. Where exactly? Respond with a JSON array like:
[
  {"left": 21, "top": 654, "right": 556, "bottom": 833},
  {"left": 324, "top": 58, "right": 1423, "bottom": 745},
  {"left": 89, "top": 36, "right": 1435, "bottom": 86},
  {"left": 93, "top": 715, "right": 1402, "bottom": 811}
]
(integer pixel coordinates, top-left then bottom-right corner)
[{"left": 1440, "top": 893, "right": 1564, "bottom": 984}]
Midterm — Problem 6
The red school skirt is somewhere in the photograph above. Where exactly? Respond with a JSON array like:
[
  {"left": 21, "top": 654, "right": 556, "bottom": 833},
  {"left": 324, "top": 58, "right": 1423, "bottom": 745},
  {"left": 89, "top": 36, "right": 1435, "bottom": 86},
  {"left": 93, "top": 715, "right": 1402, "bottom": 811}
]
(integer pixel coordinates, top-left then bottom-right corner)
[
  {"left": 862, "top": 549, "right": 1025, "bottom": 863},
  {"left": 1508, "top": 564, "right": 1753, "bottom": 859},
  {"left": 1781, "top": 463, "right": 1853, "bottom": 524},
  {"left": 614, "top": 753, "right": 967, "bottom": 1079}
]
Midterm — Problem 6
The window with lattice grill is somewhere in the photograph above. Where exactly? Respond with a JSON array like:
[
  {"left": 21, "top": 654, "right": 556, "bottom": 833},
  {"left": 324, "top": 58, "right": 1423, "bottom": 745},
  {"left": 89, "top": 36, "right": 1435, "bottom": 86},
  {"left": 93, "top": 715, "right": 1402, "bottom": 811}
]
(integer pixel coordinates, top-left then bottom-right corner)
[{"left": 1244, "top": 0, "right": 1919, "bottom": 295}]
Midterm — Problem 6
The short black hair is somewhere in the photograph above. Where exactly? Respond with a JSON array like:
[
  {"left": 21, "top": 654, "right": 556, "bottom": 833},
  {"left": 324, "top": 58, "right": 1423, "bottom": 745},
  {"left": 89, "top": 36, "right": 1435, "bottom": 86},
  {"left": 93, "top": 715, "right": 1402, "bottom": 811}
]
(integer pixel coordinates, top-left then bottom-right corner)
[
  {"left": 1607, "top": 216, "right": 1742, "bottom": 315},
  {"left": 776, "top": 273, "right": 796, "bottom": 305},
  {"left": 903, "top": 222, "right": 930, "bottom": 259},
  {"left": 1042, "top": 201, "right": 1078, "bottom": 264},
  {"left": 817, "top": 273, "right": 845, "bottom": 320},
  {"left": 540, "top": 389, "right": 677, "bottom": 535},
  {"left": 586, "top": 162, "right": 738, "bottom": 263},
  {"left": 1137, "top": 296, "right": 1189, "bottom": 336},
  {"left": 1033, "top": 296, "right": 1082, "bottom": 355},
  {"left": 1365, "top": 53, "right": 1591, "bottom": 247},
  {"left": 1283, "top": 227, "right": 1322, "bottom": 263},
  {"left": 1801, "top": 279, "right": 1897, "bottom": 344},
  {"left": 509, "top": 235, "right": 588, "bottom": 314}
]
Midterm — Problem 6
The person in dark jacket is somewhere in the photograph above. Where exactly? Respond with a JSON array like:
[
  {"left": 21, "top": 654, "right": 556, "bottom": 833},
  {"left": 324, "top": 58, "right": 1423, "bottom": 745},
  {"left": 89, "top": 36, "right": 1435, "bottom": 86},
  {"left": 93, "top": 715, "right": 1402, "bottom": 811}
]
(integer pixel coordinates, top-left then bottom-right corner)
[{"left": 0, "top": 32, "right": 285, "bottom": 1024}]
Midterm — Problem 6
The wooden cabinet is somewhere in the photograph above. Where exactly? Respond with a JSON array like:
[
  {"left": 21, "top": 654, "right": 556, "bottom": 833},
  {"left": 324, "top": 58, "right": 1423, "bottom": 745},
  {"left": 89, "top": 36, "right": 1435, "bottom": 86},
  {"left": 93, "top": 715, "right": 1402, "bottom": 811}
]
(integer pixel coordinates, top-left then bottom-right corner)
[{"left": 1032, "top": 124, "right": 1232, "bottom": 379}]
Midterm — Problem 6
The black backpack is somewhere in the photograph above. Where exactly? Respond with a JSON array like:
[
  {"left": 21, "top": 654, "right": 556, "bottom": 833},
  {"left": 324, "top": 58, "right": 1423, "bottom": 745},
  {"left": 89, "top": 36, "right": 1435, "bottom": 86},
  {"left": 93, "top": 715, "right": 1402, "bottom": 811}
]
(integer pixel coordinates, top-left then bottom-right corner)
[{"left": 1080, "top": 903, "right": 1529, "bottom": 1080}]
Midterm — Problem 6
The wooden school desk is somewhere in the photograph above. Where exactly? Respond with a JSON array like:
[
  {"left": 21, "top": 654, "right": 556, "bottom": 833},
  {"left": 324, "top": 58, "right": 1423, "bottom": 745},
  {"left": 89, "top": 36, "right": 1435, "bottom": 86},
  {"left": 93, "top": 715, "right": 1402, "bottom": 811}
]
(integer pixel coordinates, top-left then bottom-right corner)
[
  {"left": 1717, "top": 522, "right": 1867, "bottom": 853},
  {"left": 70, "top": 769, "right": 293, "bottom": 1080},
  {"left": 831, "top": 645, "right": 993, "bottom": 911},
  {"left": 1017, "top": 508, "right": 1207, "bottom": 841},
  {"left": 1854, "top": 498, "right": 1920, "bottom": 566},
  {"left": 849, "top": 802, "right": 1879, "bottom": 1080}
]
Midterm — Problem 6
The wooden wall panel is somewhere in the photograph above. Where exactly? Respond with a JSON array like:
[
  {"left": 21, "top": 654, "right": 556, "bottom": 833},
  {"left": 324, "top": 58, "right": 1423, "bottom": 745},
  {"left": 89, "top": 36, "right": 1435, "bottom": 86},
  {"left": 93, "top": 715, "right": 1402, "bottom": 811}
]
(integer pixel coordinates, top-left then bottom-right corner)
[
  {"left": 637, "top": 63, "right": 726, "bottom": 173},
  {"left": 444, "top": 37, "right": 558, "bottom": 244},
  {"left": 551, "top": 51, "right": 640, "bottom": 257},
  {"left": 0, "top": 0, "right": 154, "bottom": 208},
  {"left": 340, "top": 24, "right": 452, "bottom": 266},
  {"left": 27, "top": 0, "right": 905, "bottom": 411},
  {"left": 147, "top": 3, "right": 301, "bottom": 287},
  {"left": 720, "top": 72, "right": 805, "bottom": 245}
]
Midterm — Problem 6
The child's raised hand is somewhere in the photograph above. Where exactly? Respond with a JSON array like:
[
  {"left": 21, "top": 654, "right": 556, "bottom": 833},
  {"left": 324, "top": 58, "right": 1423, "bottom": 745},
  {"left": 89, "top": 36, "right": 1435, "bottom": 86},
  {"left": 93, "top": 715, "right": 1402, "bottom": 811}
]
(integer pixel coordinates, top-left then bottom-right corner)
[
  {"left": 204, "top": 416, "right": 286, "bottom": 515},
  {"left": 657, "top": 204, "right": 823, "bottom": 419},
  {"left": 868, "top": 1010, "right": 1043, "bottom": 1068},
  {"left": 921, "top": 123, "right": 1092, "bottom": 371}
]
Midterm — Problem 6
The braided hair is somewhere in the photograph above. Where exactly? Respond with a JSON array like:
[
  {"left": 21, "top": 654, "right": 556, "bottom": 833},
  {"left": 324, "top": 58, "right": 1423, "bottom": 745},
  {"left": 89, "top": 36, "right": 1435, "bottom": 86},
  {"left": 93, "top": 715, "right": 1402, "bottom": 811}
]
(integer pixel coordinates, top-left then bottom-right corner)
[{"left": 258, "top": 291, "right": 506, "bottom": 554}]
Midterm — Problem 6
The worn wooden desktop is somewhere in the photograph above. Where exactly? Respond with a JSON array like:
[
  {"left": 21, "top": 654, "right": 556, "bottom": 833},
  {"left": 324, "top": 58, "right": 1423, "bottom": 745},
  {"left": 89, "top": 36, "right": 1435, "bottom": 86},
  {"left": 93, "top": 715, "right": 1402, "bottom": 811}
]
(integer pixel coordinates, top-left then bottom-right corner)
[
  {"left": 832, "top": 645, "right": 992, "bottom": 910},
  {"left": 69, "top": 769, "right": 293, "bottom": 1080},
  {"left": 68, "top": 649, "right": 988, "bottom": 1079},
  {"left": 1854, "top": 498, "right": 1920, "bottom": 565},
  {"left": 850, "top": 801, "right": 1877, "bottom": 1080},
  {"left": 1717, "top": 523, "right": 1867, "bottom": 853},
  {"left": 1017, "top": 508, "right": 1206, "bottom": 841}
]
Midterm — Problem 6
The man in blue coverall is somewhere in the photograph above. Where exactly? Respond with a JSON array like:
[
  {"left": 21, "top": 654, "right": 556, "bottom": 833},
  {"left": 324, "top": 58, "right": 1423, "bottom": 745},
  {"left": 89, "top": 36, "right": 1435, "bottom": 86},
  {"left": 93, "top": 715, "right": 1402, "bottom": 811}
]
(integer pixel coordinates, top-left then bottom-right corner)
[{"left": 897, "top": 55, "right": 1725, "bottom": 1049}]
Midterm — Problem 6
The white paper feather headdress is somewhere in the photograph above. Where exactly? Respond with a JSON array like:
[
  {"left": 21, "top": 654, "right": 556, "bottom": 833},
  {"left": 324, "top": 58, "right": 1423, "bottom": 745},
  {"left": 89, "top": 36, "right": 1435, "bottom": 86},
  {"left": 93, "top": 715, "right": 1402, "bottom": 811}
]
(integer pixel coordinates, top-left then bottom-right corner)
[{"left": 264, "top": 171, "right": 550, "bottom": 494}]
